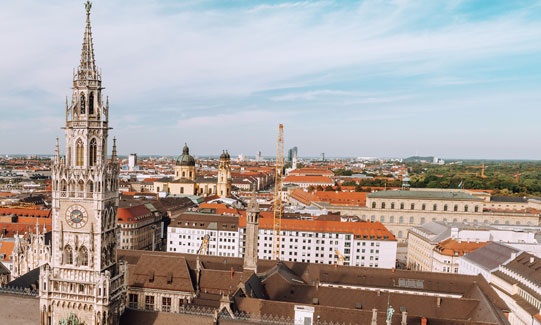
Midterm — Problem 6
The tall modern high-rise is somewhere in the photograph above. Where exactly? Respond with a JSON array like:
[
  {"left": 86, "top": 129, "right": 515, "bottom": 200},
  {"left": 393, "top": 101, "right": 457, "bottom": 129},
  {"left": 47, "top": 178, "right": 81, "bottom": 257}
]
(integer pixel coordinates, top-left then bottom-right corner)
[
  {"left": 128, "top": 153, "right": 137, "bottom": 171},
  {"left": 288, "top": 146, "right": 298, "bottom": 162},
  {"left": 39, "top": 2, "right": 125, "bottom": 324}
]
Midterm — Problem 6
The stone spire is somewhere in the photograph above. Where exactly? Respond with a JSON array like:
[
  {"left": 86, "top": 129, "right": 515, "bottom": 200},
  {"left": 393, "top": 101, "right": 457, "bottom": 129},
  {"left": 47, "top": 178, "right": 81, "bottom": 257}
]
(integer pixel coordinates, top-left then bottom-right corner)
[
  {"left": 77, "top": 1, "right": 99, "bottom": 81},
  {"left": 247, "top": 187, "right": 260, "bottom": 214},
  {"left": 54, "top": 137, "right": 60, "bottom": 163},
  {"left": 112, "top": 137, "right": 117, "bottom": 161}
]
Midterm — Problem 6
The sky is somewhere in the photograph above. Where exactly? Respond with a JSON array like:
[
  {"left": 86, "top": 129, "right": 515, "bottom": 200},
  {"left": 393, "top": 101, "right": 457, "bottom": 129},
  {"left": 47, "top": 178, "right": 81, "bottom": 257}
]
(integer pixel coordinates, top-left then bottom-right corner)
[{"left": 1, "top": 0, "right": 541, "bottom": 159}]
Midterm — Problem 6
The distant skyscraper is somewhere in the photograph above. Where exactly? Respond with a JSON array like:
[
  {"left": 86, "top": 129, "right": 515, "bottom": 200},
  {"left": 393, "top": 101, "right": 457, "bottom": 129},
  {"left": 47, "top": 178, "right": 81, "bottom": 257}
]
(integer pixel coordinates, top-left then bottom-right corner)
[
  {"left": 320, "top": 153, "right": 325, "bottom": 161},
  {"left": 128, "top": 153, "right": 137, "bottom": 171},
  {"left": 288, "top": 146, "right": 298, "bottom": 162},
  {"left": 256, "top": 151, "right": 262, "bottom": 162}
]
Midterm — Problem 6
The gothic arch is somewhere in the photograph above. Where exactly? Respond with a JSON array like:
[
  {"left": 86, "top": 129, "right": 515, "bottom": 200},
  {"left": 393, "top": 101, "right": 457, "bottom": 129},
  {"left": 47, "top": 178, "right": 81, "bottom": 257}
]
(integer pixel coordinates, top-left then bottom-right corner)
[
  {"left": 89, "top": 138, "right": 97, "bottom": 166},
  {"left": 69, "top": 180, "right": 76, "bottom": 197},
  {"left": 79, "top": 246, "right": 89, "bottom": 266},
  {"left": 64, "top": 245, "right": 73, "bottom": 264},
  {"left": 87, "top": 180, "right": 94, "bottom": 194},
  {"left": 80, "top": 94, "right": 86, "bottom": 114},
  {"left": 78, "top": 179, "right": 85, "bottom": 194},
  {"left": 89, "top": 92, "right": 94, "bottom": 115},
  {"left": 76, "top": 138, "right": 84, "bottom": 167}
]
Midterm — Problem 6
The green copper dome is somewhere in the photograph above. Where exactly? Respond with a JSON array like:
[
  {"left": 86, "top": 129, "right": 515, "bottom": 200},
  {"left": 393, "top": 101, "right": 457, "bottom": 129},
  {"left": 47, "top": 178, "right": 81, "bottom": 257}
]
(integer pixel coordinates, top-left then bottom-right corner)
[{"left": 176, "top": 143, "right": 195, "bottom": 166}]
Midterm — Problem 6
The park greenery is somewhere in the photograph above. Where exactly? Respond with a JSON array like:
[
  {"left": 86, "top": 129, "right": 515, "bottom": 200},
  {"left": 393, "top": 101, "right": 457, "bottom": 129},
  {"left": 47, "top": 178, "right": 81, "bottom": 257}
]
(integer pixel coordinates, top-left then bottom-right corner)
[{"left": 331, "top": 161, "right": 541, "bottom": 197}]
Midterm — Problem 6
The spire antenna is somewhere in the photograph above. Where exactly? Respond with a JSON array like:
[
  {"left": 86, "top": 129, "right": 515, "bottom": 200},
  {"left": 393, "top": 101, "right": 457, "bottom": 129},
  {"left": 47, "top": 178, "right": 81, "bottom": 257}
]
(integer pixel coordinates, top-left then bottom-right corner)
[{"left": 77, "top": 1, "right": 98, "bottom": 82}]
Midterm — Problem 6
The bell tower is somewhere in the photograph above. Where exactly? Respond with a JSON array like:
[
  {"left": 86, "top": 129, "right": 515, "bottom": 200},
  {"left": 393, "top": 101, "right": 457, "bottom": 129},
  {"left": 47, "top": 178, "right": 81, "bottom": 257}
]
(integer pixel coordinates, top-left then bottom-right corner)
[
  {"left": 217, "top": 150, "right": 232, "bottom": 198},
  {"left": 39, "top": 2, "right": 125, "bottom": 324}
]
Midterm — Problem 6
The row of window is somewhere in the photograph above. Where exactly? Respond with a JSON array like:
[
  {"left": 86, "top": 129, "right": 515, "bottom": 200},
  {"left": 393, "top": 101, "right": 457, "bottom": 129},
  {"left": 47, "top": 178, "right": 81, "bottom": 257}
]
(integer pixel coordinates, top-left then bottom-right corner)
[{"left": 371, "top": 201, "right": 479, "bottom": 212}]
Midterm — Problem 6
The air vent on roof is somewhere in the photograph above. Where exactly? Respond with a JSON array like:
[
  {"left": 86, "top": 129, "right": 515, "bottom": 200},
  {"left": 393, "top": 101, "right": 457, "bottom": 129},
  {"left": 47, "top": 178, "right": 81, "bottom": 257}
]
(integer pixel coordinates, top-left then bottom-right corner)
[
  {"left": 355, "top": 302, "right": 362, "bottom": 309},
  {"left": 400, "top": 306, "right": 406, "bottom": 313},
  {"left": 312, "top": 298, "right": 319, "bottom": 305}
]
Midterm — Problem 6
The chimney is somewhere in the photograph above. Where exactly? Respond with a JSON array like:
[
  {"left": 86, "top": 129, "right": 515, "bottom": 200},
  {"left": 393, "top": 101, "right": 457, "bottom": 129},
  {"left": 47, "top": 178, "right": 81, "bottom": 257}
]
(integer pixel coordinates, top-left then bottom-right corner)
[{"left": 530, "top": 256, "right": 535, "bottom": 264}]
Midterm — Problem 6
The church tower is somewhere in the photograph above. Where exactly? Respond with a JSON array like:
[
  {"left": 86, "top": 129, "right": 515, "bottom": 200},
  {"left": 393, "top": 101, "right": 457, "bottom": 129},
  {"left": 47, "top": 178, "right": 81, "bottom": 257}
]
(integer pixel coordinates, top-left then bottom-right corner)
[
  {"left": 39, "top": 2, "right": 125, "bottom": 324},
  {"left": 217, "top": 150, "right": 232, "bottom": 198},
  {"left": 243, "top": 190, "right": 260, "bottom": 272},
  {"left": 174, "top": 143, "right": 196, "bottom": 181}
]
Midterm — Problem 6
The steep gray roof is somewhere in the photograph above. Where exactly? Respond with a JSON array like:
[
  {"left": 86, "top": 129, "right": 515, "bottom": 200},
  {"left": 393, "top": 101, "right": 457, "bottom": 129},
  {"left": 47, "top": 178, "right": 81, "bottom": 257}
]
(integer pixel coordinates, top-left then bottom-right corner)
[
  {"left": 462, "top": 242, "right": 521, "bottom": 271},
  {"left": 368, "top": 190, "right": 481, "bottom": 201}
]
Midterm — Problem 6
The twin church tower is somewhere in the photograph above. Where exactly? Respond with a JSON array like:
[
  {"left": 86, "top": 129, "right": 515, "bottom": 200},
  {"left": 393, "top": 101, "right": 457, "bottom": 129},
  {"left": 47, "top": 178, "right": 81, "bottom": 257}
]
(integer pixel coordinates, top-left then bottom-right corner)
[{"left": 39, "top": 2, "right": 124, "bottom": 324}]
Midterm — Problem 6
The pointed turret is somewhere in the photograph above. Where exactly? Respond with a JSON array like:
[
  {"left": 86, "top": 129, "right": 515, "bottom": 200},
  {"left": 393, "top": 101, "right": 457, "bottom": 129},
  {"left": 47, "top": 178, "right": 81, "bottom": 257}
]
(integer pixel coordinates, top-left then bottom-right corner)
[
  {"left": 77, "top": 1, "right": 99, "bottom": 82},
  {"left": 54, "top": 137, "right": 60, "bottom": 163},
  {"left": 112, "top": 137, "right": 117, "bottom": 161}
]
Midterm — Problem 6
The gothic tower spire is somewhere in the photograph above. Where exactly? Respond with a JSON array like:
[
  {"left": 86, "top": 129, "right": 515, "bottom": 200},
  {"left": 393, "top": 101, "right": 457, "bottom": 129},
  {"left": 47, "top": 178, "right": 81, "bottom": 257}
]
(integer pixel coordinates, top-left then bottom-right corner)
[
  {"left": 40, "top": 2, "right": 124, "bottom": 324},
  {"left": 77, "top": 1, "right": 99, "bottom": 82},
  {"left": 244, "top": 188, "right": 260, "bottom": 272}
]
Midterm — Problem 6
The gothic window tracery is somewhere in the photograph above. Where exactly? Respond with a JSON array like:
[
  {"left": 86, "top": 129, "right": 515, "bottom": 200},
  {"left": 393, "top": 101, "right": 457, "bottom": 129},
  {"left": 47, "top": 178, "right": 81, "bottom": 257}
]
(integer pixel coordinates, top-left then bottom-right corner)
[
  {"left": 64, "top": 245, "right": 73, "bottom": 264},
  {"left": 89, "top": 92, "right": 94, "bottom": 115},
  {"left": 89, "top": 138, "right": 97, "bottom": 166},
  {"left": 79, "top": 246, "right": 88, "bottom": 266},
  {"left": 81, "top": 94, "right": 86, "bottom": 114},
  {"left": 76, "top": 139, "right": 84, "bottom": 166}
]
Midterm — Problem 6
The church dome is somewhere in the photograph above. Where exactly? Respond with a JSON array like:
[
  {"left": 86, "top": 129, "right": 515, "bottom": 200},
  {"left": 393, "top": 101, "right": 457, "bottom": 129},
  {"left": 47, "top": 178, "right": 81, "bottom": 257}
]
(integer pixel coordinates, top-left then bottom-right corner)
[{"left": 176, "top": 143, "right": 195, "bottom": 166}]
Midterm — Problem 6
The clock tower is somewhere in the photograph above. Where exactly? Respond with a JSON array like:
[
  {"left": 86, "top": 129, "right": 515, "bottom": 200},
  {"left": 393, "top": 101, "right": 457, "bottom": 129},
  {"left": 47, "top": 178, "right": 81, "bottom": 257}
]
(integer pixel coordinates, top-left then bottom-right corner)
[{"left": 39, "top": 2, "right": 125, "bottom": 324}]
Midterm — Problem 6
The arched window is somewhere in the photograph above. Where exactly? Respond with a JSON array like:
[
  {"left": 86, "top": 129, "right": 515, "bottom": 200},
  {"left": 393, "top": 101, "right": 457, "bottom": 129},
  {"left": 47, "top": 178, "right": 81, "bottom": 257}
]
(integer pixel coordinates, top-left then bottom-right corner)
[
  {"left": 398, "top": 231, "right": 403, "bottom": 238},
  {"left": 391, "top": 202, "right": 395, "bottom": 209},
  {"left": 80, "top": 94, "right": 85, "bottom": 114},
  {"left": 389, "top": 216, "right": 394, "bottom": 223},
  {"left": 79, "top": 246, "right": 88, "bottom": 266},
  {"left": 381, "top": 202, "right": 386, "bottom": 209},
  {"left": 400, "top": 203, "right": 404, "bottom": 210},
  {"left": 433, "top": 204, "right": 437, "bottom": 211},
  {"left": 474, "top": 206, "right": 479, "bottom": 213},
  {"left": 420, "top": 217, "right": 426, "bottom": 225},
  {"left": 89, "top": 93, "right": 94, "bottom": 115},
  {"left": 371, "top": 202, "right": 376, "bottom": 209},
  {"left": 464, "top": 205, "right": 468, "bottom": 212},
  {"left": 409, "top": 217, "right": 414, "bottom": 224},
  {"left": 69, "top": 180, "right": 76, "bottom": 197},
  {"left": 78, "top": 179, "right": 84, "bottom": 192},
  {"left": 61, "top": 180, "right": 67, "bottom": 192},
  {"left": 370, "top": 215, "right": 375, "bottom": 222},
  {"left": 64, "top": 245, "right": 73, "bottom": 264},
  {"left": 444, "top": 204, "right": 448, "bottom": 211},
  {"left": 76, "top": 139, "right": 84, "bottom": 167},
  {"left": 361, "top": 215, "right": 366, "bottom": 221},
  {"left": 421, "top": 204, "right": 426, "bottom": 211},
  {"left": 89, "top": 138, "right": 97, "bottom": 166},
  {"left": 87, "top": 180, "right": 94, "bottom": 193},
  {"left": 380, "top": 216, "right": 385, "bottom": 222},
  {"left": 399, "top": 216, "right": 404, "bottom": 224},
  {"left": 454, "top": 205, "right": 458, "bottom": 212}
]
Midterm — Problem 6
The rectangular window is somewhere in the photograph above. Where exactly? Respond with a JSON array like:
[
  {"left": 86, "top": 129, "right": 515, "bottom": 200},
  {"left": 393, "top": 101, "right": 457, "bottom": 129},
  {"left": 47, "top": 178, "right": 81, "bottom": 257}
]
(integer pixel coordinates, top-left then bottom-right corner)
[
  {"left": 145, "top": 295, "right": 155, "bottom": 311},
  {"left": 162, "top": 297, "right": 172, "bottom": 312},
  {"left": 129, "top": 294, "right": 138, "bottom": 309}
]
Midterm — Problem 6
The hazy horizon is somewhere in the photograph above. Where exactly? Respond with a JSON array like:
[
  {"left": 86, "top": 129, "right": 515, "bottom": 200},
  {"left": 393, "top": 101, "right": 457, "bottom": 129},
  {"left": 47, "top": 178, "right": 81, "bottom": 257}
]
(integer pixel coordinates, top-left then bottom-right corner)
[{"left": 1, "top": 0, "right": 541, "bottom": 159}]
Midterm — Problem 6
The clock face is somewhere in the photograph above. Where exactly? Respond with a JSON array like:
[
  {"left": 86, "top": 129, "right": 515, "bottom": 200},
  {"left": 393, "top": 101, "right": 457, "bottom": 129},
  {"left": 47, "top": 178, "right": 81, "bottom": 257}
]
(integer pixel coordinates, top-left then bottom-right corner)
[{"left": 66, "top": 205, "right": 88, "bottom": 229}]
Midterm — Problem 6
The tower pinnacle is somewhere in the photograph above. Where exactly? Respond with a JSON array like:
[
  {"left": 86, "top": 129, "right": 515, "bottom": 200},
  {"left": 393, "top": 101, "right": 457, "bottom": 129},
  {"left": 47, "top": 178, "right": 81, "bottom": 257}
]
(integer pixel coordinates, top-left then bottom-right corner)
[{"left": 77, "top": 1, "right": 99, "bottom": 81}]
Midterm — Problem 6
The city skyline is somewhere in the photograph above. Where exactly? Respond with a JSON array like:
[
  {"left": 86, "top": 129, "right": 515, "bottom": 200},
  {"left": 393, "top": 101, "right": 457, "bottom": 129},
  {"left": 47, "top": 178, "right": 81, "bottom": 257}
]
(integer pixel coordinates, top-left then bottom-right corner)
[{"left": 1, "top": 0, "right": 541, "bottom": 159}]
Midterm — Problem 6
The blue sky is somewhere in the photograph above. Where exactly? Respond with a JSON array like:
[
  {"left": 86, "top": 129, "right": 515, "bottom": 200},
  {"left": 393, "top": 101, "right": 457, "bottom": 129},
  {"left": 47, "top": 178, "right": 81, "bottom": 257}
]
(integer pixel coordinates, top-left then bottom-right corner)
[{"left": 1, "top": 0, "right": 541, "bottom": 159}]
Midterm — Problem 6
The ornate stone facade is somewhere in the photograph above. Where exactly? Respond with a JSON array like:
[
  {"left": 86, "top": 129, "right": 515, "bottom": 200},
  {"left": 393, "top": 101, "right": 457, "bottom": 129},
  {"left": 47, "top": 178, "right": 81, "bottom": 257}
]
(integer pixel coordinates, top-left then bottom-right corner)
[
  {"left": 12, "top": 222, "right": 50, "bottom": 279},
  {"left": 39, "top": 2, "right": 125, "bottom": 324}
]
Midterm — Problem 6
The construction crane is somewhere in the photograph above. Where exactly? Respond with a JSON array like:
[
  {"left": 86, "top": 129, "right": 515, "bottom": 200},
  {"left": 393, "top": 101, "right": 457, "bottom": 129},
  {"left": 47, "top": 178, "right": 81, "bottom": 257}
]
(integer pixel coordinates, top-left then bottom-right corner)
[
  {"left": 467, "top": 163, "right": 486, "bottom": 178},
  {"left": 334, "top": 249, "right": 344, "bottom": 267},
  {"left": 272, "top": 124, "right": 284, "bottom": 260},
  {"left": 197, "top": 234, "right": 210, "bottom": 255}
]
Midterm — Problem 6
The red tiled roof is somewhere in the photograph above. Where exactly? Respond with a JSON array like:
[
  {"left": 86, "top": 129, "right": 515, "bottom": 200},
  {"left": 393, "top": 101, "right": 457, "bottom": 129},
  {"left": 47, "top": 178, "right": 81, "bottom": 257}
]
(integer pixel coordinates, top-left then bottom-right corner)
[
  {"left": 239, "top": 214, "right": 395, "bottom": 240},
  {"left": 0, "top": 241, "right": 15, "bottom": 262},
  {"left": 0, "top": 208, "right": 50, "bottom": 218},
  {"left": 117, "top": 205, "right": 152, "bottom": 224},
  {"left": 198, "top": 203, "right": 240, "bottom": 216},
  {"left": 283, "top": 175, "right": 334, "bottom": 184},
  {"left": 434, "top": 239, "right": 490, "bottom": 257},
  {"left": 313, "top": 191, "right": 367, "bottom": 206}
]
